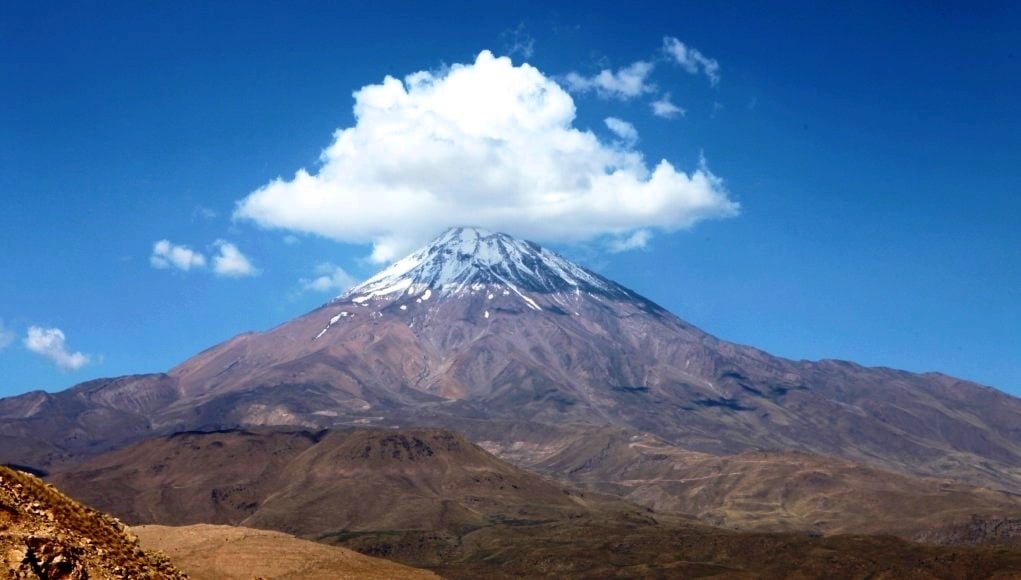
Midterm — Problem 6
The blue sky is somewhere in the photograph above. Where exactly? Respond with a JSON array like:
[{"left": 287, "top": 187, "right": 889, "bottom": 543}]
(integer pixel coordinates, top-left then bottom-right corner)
[{"left": 2, "top": 2, "right": 1019, "bottom": 397}]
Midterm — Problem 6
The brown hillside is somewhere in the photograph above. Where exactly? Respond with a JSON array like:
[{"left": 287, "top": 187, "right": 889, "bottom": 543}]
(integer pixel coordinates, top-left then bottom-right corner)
[
  {"left": 49, "top": 427, "right": 631, "bottom": 536},
  {"left": 41, "top": 429, "right": 1021, "bottom": 578},
  {"left": 915, "top": 516, "right": 1021, "bottom": 548},
  {"left": 399, "top": 517, "right": 1021, "bottom": 579},
  {"left": 0, "top": 466, "right": 185, "bottom": 579},
  {"left": 477, "top": 425, "right": 1021, "bottom": 538},
  {"left": 133, "top": 524, "right": 439, "bottom": 580}
]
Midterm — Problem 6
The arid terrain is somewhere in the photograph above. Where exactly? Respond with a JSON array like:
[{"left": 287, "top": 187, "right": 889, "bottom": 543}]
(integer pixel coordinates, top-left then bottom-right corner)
[
  {"left": 372, "top": 518, "right": 1021, "bottom": 579},
  {"left": 43, "top": 427, "right": 1021, "bottom": 578},
  {"left": 47, "top": 425, "right": 1021, "bottom": 544},
  {"left": 0, "top": 466, "right": 185, "bottom": 579},
  {"left": 48, "top": 428, "right": 635, "bottom": 535},
  {"left": 11, "top": 455, "right": 1021, "bottom": 578},
  {"left": 133, "top": 524, "right": 439, "bottom": 580},
  {"left": 478, "top": 424, "right": 1021, "bottom": 538}
]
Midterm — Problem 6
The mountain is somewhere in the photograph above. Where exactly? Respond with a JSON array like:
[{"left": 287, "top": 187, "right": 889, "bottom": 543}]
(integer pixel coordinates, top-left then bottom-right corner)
[
  {"left": 3, "top": 226, "right": 1021, "bottom": 495},
  {"left": 0, "top": 465, "right": 186, "bottom": 579}
]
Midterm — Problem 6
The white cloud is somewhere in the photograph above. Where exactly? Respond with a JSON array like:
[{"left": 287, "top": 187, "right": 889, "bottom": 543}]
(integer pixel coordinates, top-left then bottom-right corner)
[
  {"left": 235, "top": 50, "right": 738, "bottom": 263},
  {"left": 150, "top": 239, "right": 257, "bottom": 278},
  {"left": 564, "top": 60, "right": 656, "bottom": 100},
  {"left": 0, "top": 320, "right": 14, "bottom": 351},
  {"left": 24, "top": 326, "right": 90, "bottom": 371},
  {"left": 662, "top": 37, "right": 720, "bottom": 86},
  {"left": 608, "top": 229, "right": 652, "bottom": 252},
  {"left": 604, "top": 117, "right": 638, "bottom": 147},
  {"left": 212, "top": 240, "right": 258, "bottom": 277},
  {"left": 651, "top": 93, "right": 686, "bottom": 119},
  {"left": 150, "top": 240, "right": 206, "bottom": 271},
  {"left": 300, "top": 263, "right": 358, "bottom": 294}
]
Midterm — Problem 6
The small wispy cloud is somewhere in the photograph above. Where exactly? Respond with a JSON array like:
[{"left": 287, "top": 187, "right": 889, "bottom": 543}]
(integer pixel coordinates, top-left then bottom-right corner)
[
  {"left": 604, "top": 117, "right": 638, "bottom": 147},
  {"left": 151, "top": 239, "right": 257, "bottom": 277},
  {"left": 501, "top": 23, "right": 535, "bottom": 60},
  {"left": 607, "top": 229, "right": 652, "bottom": 252},
  {"left": 711, "top": 101, "right": 724, "bottom": 119},
  {"left": 662, "top": 36, "right": 720, "bottom": 86},
  {"left": 24, "top": 326, "right": 91, "bottom": 371},
  {"left": 564, "top": 61, "right": 656, "bottom": 100},
  {"left": 300, "top": 263, "right": 358, "bottom": 294},
  {"left": 150, "top": 240, "right": 206, "bottom": 271},
  {"left": 651, "top": 93, "right": 685, "bottom": 119},
  {"left": 211, "top": 240, "right": 258, "bottom": 278}
]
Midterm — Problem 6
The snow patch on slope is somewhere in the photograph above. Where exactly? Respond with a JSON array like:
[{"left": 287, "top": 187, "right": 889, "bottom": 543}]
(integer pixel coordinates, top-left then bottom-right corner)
[{"left": 314, "top": 311, "right": 350, "bottom": 340}]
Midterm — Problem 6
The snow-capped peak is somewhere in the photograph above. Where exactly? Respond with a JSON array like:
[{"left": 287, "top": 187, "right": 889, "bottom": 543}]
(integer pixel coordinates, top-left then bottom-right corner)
[{"left": 342, "top": 227, "right": 630, "bottom": 303}]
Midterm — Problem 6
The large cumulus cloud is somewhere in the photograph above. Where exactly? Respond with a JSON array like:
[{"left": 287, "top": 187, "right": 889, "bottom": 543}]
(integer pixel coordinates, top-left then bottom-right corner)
[{"left": 235, "top": 51, "right": 738, "bottom": 263}]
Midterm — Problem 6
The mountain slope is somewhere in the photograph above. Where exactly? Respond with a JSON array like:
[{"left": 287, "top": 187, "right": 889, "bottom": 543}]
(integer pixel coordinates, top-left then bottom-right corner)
[
  {"left": 2, "top": 226, "right": 1020, "bottom": 496},
  {"left": 0, "top": 466, "right": 186, "bottom": 579},
  {"left": 476, "top": 425, "right": 1021, "bottom": 538},
  {"left": 51, "top": 424, "right": 1021, "bottom": 544},
  {"left": 47, "top": 429, "right": 1021, "bottom": 579},
  {"left": 412, "top": 520, "right": 1021, "bottom": 579},
  {"left": 47, "top": 428, "right": 630, "bottom": 536},
  {"left": 133, "top": 524, "right": 440, "bottom": 580}
]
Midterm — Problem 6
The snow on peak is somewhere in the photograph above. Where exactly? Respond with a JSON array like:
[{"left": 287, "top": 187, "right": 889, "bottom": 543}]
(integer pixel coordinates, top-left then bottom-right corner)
[{"left": 343, "top": 227, "right": 627, "bottom": 302}]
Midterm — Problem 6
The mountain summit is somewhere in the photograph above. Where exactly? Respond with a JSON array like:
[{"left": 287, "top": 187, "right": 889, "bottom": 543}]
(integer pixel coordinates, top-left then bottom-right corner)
[
  {"left": 345, "top": 227, "right": 645, "bottom": 305},
  {"left": 2, "top": 227, "right": 1021, "bottom": 495}
]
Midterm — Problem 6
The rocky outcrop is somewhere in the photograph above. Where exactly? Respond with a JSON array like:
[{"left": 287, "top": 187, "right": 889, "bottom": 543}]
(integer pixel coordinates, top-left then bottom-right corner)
[
  {"left": 915, "top": 515, "right": 1021, "bottom": 548},
  {"left": 0, "top": 466, "right": 186, "bottom": 579}
]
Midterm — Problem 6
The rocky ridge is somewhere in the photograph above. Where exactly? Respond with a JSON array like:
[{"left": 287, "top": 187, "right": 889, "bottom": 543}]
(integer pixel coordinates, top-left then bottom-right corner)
[{"left": 0, "top": 465, "right": 185, "bottom": 579}]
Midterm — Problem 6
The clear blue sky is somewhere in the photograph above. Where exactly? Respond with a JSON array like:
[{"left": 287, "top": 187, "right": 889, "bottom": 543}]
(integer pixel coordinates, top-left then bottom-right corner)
[{"left": 2, "top": 1, "right": 1019, "bottom": 397}]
